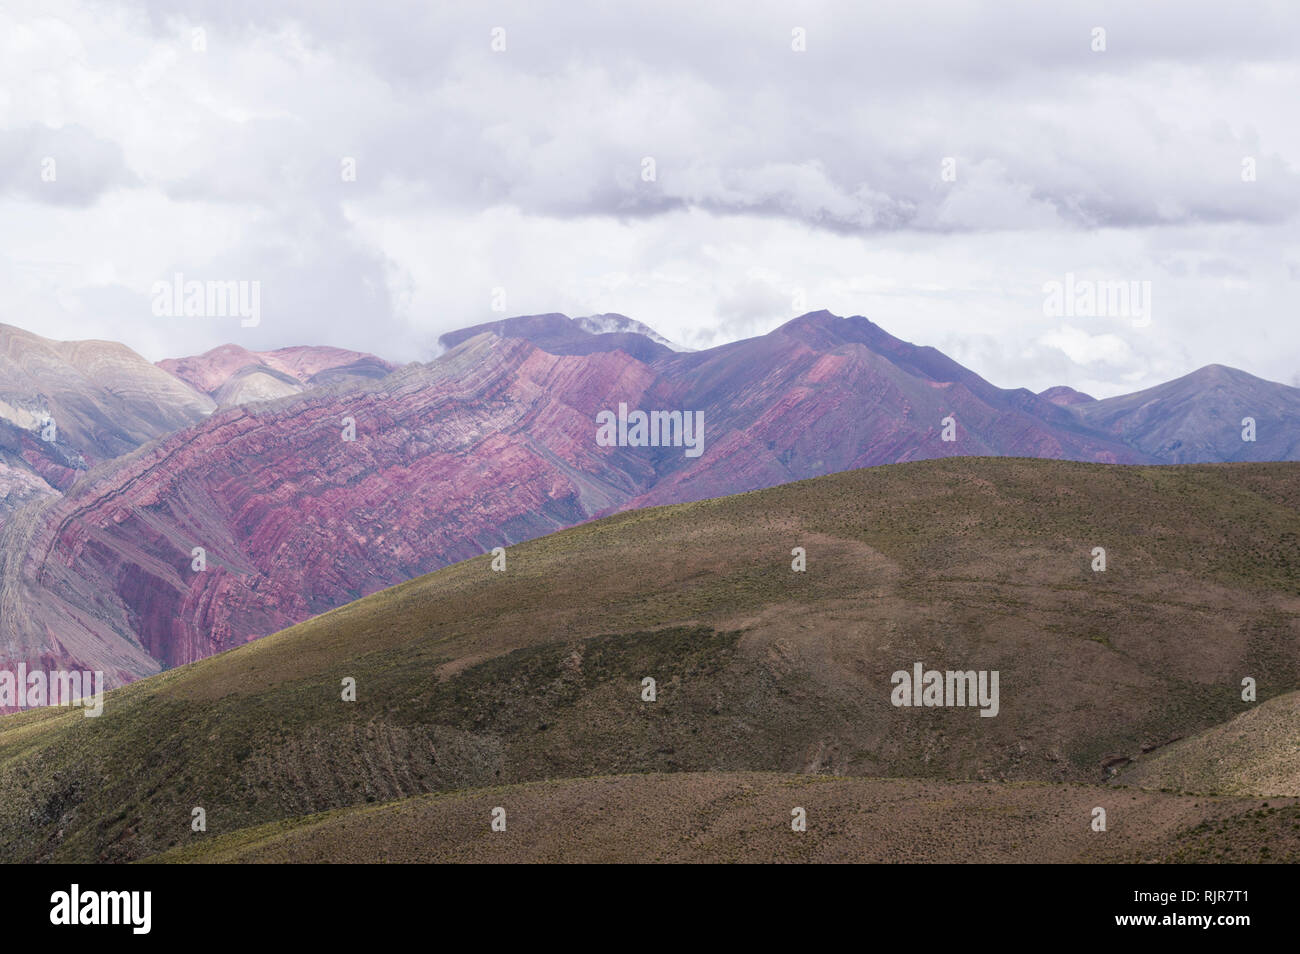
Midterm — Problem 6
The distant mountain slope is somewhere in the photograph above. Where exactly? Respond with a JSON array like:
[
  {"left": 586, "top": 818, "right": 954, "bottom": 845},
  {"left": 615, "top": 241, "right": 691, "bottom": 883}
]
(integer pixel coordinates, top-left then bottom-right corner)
[
  {"left": 0, "top": 458, "right": 1295, "bottom": 862},
  {"left": 1039, "top": 385, "right": 1096, "bottom": 407},
  {"left": 1075, "top": 364, "right": 1300, "bottom": 463},
  {"left": 0, "top": 323, "right": 214, "bottom": 463},
  {"left": 0, "top": 324, "right": 215, "bottom": 520},
  {"left": 632, "top": 311, "right": 1148, "bottom": 506},
  {"left": 438, "top": 312, "right": 676, "bottom": 363},
  {"left": 0, "top": 313, "right": 1141, "bottom": 687},
  {"left": 158, "top": 343, "right": 396, "bottom": 407}
]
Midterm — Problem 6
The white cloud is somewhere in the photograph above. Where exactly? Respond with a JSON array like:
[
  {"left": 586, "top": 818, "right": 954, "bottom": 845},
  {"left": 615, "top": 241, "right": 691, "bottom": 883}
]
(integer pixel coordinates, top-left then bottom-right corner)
[{"left": 1038, "top": 326, "right": 1136, "bottom": 368}]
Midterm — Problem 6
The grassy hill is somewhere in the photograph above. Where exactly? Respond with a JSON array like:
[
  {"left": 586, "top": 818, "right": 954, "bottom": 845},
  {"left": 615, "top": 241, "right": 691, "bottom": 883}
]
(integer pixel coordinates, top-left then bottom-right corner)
[{"left": 1, "top": 457, "right": 1297, "bottom": 863}]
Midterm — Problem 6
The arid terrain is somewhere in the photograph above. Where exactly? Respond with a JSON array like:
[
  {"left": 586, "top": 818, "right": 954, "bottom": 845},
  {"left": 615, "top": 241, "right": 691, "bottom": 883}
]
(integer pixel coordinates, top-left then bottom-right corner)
[{"left": 147, "top": 773, "right": 1298, "bottom": 864}]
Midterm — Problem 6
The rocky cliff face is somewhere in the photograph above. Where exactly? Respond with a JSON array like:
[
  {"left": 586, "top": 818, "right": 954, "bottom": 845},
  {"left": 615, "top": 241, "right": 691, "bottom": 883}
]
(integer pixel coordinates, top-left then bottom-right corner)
[{"left": 1, "top": 311, "right": 1296, "bottom": 698}]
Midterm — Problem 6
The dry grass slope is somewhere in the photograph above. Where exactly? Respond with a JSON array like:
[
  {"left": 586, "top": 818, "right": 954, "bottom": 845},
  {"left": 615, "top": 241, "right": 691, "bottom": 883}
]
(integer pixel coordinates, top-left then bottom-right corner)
[
  {"left": 146, "top": 772, "right": 1300, "bottom": 864},
  {"left": 1119, "top": 689, "right": 1300, "bottom": 797}
]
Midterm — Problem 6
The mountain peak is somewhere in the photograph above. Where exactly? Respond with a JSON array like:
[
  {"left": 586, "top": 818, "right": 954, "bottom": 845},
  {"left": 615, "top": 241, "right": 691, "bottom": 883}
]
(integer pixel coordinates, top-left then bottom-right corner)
[
  {"left": 778, "top": 308, "right": 846, "bottom": 329},
  {"left": 574, "top": 313, "right": 688, "bottom": 351},
  {"left": 1183, "top": 363, "right": 1273, "bottom": 387},
  {"left": 1076, "top": 361, "right": 1300, "bottom": 462},
  {"left": 773, "top": 310, "right": 877, "bottom": 347},
  {"left": 438, "top": 312, "right": 679, "bottom": 362},
  {"left": 1038, "top": 385, "right": 1097, "bottom": 407}
]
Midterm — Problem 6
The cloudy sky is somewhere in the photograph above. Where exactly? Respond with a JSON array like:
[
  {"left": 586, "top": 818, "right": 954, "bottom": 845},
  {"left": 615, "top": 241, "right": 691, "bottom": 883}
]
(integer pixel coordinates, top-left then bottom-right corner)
[{"left": 1, "top": 0, "right": 1297, "bottom": 397}]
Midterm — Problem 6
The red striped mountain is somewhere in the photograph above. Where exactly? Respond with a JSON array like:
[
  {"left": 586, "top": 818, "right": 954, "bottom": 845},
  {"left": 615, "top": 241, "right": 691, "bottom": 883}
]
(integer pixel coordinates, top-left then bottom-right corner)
[
  {"left": 1, "top": 310, "right": 1296, "bottom": 696},
  {"left": 0, "top": 333, "right": 656, "bottom": 688}
]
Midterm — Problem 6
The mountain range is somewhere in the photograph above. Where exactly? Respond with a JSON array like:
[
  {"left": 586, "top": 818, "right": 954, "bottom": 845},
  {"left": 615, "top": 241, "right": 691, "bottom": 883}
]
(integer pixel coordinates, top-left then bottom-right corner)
[{"left": 1, "top": 310, "right": 1297, "bottom": 697}]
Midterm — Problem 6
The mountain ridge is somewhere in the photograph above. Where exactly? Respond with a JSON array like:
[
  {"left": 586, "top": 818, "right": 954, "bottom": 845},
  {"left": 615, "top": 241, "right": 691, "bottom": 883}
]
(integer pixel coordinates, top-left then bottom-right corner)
[{"left": 1, "top": 311, "right": 1296, "bottom": 690}]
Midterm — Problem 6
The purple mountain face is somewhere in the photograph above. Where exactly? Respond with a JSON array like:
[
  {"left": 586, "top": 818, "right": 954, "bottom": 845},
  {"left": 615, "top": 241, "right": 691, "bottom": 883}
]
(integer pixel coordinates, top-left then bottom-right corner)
[
  {"left": 1038, "top": 386, "right": 1097, "bottom": 407},
  {"left": 1073, "top": 364, "right": 1300, "bottom": 463},
  {"left": 0, "top": 310, "right": 1295, "bottom": 700}
]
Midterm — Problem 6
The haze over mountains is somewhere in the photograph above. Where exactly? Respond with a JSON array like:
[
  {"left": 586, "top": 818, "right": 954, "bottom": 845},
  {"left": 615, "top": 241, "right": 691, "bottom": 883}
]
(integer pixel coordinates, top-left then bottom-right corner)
[{"left": 0, "top": 310, "right": 1297, "bottom": 696}]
